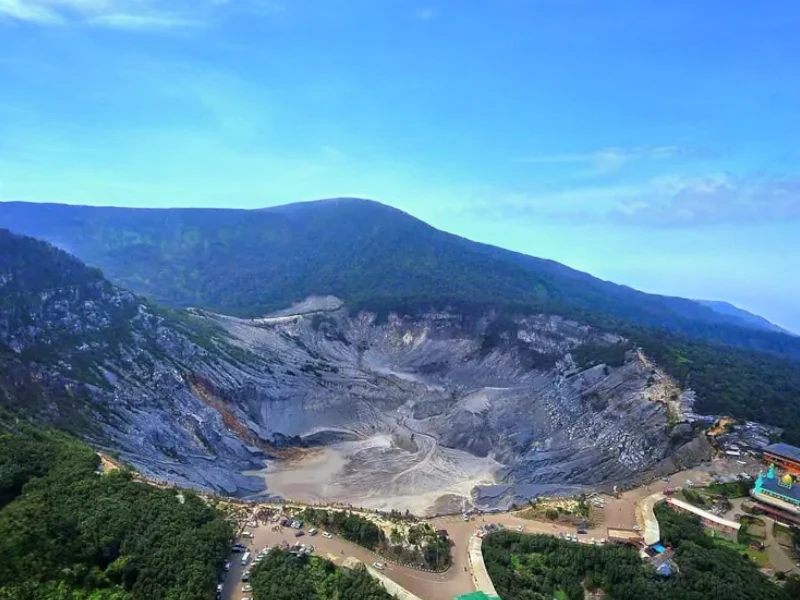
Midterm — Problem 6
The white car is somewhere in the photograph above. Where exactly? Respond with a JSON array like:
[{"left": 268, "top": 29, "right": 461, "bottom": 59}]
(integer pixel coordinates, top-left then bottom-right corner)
[
  {"left": 373, "top": 562, "right": 386, "bottom": 570},
  {"left": 323, "top": 532, "right": 333, "bottom": 539},
  {"left": 309, "top": 528, "right": 318, "bottom": 536},
  {"left": 242, "top": 585, "right": 252, "bottom": 592}
]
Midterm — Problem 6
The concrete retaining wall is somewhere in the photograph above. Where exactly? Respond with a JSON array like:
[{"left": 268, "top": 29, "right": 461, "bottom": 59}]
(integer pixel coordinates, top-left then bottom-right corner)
[
  {"left": 467, "top": 535, "right": 500, "bottom": 599},
  {"left": 366, "top": 566, "right": 426, "bottom": 600}
]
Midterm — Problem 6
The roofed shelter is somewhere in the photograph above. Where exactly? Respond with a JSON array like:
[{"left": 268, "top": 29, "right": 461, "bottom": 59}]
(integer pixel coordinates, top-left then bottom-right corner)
[{"left": 763, "top": 443, "right": 800, "bottom": 475}]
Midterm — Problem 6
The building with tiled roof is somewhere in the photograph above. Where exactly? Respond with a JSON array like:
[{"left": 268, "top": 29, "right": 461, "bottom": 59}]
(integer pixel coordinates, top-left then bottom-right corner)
[
  {"left": 763, "top": 443, "right": 800, "bottom": 475},
  {"left": 750, "top": 464, "right": 800, "bottom": 524}
]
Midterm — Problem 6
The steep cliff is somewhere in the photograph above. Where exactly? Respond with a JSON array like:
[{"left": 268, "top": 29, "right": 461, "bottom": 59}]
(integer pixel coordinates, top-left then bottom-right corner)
[{"left": 0, "top": 230, "right": 708, "bottom": 511}]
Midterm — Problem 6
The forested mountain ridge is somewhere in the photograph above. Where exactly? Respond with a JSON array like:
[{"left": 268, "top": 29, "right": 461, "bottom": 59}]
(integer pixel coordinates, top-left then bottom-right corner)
[
  {"left": 696, "top": 299, "right": 795, "bottom": 336},
  {"left": 1, "top": 199, "right": 798, "bottom": 361}
]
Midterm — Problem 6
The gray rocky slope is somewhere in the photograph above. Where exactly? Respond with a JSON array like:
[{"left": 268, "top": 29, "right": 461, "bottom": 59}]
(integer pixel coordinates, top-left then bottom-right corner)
[{"left": 1, "top": 232, "right": 709, "bottom": 511}]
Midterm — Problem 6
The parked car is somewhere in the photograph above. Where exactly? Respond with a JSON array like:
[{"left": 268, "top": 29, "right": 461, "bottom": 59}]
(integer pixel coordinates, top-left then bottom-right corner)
[
  {"left": 242, "top": 584, "right": 252, "bottom": 592},
  {"left": 323, "top": 531, "right": 333, "bottom": 539},
  {"left": 295, "top": 530, "right": 305, "bottom": 537},
  {"left": 309, "top": 528, "right": 318, "bottom": 536},
  {"left": 223, "top": 561, "right": 231, "bottom": 571},
  {"left": 373, "top": 562, "right": 386, "bottom": 570},
  {"left": 241, "top": 571, "right": 250, "bottom": 582}
]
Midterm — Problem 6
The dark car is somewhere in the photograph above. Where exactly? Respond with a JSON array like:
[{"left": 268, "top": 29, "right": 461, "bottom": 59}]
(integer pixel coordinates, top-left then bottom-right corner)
[{"left": 294, "top": 531, "right": 305, "bottom": 537}]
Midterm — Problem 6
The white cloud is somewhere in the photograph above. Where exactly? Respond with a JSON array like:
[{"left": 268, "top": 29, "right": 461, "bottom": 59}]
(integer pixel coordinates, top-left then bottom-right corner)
[
  {"left": 89, "top": 13, "right": 198, "bottom": 30},
  {"left": 0, "top": 0, "right": 65, "bottom": 24},
  {"left": 0, "top": 0, "right": 218, "bottom": 29},
  {"left": 415, "top": 7, "right": 438, "bottom": 21},
  {"left": 517, "top": 145, "right": 683, "bottom": 175},
  {"left": 466, "top": 172, "right": 800, "bottom": 227}
]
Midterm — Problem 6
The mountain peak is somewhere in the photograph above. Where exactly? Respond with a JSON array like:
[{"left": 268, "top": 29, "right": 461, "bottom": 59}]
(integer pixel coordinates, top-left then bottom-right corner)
[{"left": 1, "top": 200, "right": 799, "bottom": 357}]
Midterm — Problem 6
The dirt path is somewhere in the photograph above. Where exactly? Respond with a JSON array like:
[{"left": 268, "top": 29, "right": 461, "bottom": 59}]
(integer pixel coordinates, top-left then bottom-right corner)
[{"left": 764, "top": 522, "right": 798, "bottom": 574}]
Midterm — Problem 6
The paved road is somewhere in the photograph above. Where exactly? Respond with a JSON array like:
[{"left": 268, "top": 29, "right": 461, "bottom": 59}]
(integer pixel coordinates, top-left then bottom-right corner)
[
  {"left": 221, "top": 501, "right": 654, "bottom": 600},
  {"left": 222, "top": 520, "right": 473, "bottom": 600},
  {"left": 219, "top": 468, "right": 718, "bottom": 600},
  {"left": 221, "top": 513, "right": 597, "bottom": 600}
]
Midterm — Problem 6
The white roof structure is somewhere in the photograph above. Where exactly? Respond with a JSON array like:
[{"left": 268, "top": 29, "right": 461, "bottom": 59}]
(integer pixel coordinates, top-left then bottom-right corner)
[
  {"left": 636, "top": 492, "right": 664, "bottom": 546},
  {"left": 666, "top": 497, "right": 741, "bottom": 531}
]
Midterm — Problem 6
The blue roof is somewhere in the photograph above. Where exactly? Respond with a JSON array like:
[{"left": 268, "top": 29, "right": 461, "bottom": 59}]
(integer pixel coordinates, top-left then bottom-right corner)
[
  {"left": 653, "top": 544, "right": 667, "bottom": 553},
  {"left": 760, "top": 475, "right": 800, "bottom": 502},
  {"left": 656, "top": 562, "right": 674, "bottom": 576},
  {"left": 765, "top": 443, "right": 800, "bottom": 463}
]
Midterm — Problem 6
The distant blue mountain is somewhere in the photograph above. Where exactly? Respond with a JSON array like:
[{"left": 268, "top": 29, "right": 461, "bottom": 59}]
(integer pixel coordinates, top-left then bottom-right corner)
[{"left": 695, "top": 300, "right": 796, "bottom": 337}]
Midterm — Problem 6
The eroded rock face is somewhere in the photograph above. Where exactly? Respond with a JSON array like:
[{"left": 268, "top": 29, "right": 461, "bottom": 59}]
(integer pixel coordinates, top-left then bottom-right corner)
[
  {"left": 152, "top": 307, "right": 706, "bottom": 511},
  {"left": 2, "top": 279, "right": 707, "bottom": 510}
]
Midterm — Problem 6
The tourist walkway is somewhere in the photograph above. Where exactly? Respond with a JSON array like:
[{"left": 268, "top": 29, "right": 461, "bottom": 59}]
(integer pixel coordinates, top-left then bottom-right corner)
[
  {"left": 636, "top": 492, "right": 664, "bottom": 546},
  {"left": 467, "top": 535, "right": 500, "bottom": 600}
]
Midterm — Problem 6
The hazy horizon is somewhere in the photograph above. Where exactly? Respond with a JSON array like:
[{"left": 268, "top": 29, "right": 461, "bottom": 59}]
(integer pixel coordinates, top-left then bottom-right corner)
[{"left": 1, "top": 1, "right": 798, "bottom": 331}]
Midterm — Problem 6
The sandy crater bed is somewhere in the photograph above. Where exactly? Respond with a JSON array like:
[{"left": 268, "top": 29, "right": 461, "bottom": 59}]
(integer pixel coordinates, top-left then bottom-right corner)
[{"left": 256, "top": 433, "right": 501, "bottom": 514}]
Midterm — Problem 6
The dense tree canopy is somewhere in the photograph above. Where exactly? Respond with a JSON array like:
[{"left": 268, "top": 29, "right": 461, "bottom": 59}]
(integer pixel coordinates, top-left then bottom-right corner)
[
  {"left": 483, "top": 504, "right": 798, "bottom": 600},
  {"left": 250, "top": 549, "right": 391, "bottom": 600},
  {"left": 298, "top": 508, "right": 452, "bottom": 570},
  {"left": 0, "top": 424, "right": 232, "bottom": 600}
]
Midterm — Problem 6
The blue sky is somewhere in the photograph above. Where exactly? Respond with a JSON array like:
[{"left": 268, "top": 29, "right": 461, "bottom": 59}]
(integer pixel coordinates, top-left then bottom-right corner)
[{"left": 1, "top": 1, "right": 799, "bottom": 331}]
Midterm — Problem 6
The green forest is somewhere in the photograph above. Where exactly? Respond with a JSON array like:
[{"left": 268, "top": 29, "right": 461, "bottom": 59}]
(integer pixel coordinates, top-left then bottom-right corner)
[
  {"left": 249, "top": 548, "right": 391, "bottom": 600},
  {"left": 298, "top": 508, "right": 452, "bottom": 570},
  {"left": 0, "top": 423, "right": 232, "bottom": 600},
  {"left": 483, "top": 504, "right": 800, "bottom": 600}
]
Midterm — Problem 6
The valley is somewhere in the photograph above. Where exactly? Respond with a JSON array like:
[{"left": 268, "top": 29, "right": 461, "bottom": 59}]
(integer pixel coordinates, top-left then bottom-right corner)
[
  {"left": 177, "top": 303, "right": 708, "bottom": 514},
  {"left": 0, "top": 228, "right": 711, "bottom": 514}
]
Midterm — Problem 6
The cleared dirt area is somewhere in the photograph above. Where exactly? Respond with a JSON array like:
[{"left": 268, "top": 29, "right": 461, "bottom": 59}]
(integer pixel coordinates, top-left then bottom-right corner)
[
  {"left": 222, "top": 457, "right": 770, "bottom": 600},
  {"left": 259, "top": 434, "right": 500, "bottom": 515},
  {"left": 223, "top": 520, "right": 474, "bottom": 600},
  {"left": 222, "top": 509, "right": 629, "bottom": 600}
]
